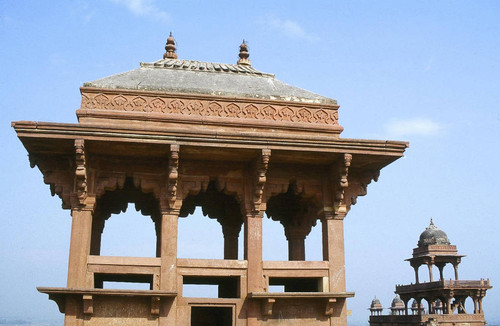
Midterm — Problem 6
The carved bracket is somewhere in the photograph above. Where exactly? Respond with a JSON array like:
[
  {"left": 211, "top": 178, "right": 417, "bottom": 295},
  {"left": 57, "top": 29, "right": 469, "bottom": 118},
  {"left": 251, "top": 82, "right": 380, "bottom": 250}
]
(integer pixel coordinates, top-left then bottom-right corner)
[
  {"left": 325, "top": 298, "right": 336, "bottom": 316},
  {"left": 167, "top": 144, "right": 179, "bottom": 209},
  {"left": 343, "top": 169, "right": 379, "bottom": 212},
  {"left": 73, "top": 139, "right": 88, "bottom": 207},
  {"left": 82, "top": 294, "right": 93, "bottom": 315},
  {"left": 253, "top": 149, "right": 271, "bottom": 212},
  {"left": 151, "top": 296, "right": 160, "bottom": 316},
  {"left": 44, "top": 170, "right": 73, "bottom": 209},
  {"left": 262, "top": 298, "right": 275, "bottom": 316},
  {"left": 332, "top": 154, "right": 352, "bottom": 219}
]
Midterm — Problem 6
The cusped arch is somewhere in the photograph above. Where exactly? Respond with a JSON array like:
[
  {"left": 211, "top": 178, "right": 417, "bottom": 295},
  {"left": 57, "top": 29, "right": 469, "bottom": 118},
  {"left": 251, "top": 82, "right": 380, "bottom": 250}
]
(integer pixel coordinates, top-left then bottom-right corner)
[
  {"left": 179, "top": 180, "right": 244, "bottom": 259},
  {"left": 90, "top": 178, "right": 162, "bottom": 257},
  {"left": 266, "top": 182, "right": 321, "bottom": 261}
]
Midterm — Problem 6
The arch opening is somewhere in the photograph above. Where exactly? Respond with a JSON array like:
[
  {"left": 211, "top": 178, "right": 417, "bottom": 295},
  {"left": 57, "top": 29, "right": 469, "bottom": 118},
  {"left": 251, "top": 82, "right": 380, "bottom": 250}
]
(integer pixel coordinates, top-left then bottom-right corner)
[
  {"left": 265, "top": 183, "right": 321, "bottom": 261},
  {"left": 90, "top": 178, "right": 161, "bottom": 257},
  {"left": 178, "top": 181, "right": 244, "bottom": 260}
]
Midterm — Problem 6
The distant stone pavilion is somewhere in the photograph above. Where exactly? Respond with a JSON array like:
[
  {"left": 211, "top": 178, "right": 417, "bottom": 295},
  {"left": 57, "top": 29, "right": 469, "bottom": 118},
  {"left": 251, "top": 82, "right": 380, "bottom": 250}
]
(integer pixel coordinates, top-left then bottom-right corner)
[
  {"left": 13, "top": 34, "right": 408, "bottom": 325},
  {"left": 369, "top": 220, "right": 491, "bottom": 326}
]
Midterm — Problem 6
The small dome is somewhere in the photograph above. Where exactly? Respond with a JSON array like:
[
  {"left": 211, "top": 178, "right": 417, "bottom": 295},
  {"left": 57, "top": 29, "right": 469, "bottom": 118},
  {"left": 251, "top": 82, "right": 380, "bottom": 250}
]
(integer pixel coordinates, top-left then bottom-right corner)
[
  {"left": 418, "top": 219, "right": 450, "bottom": 246},
  {"left": 391, "top": 295, "right": 404, "bottom": 308},
  {"left": 371, "top": 297, "right": 382, "bottom": 308}
]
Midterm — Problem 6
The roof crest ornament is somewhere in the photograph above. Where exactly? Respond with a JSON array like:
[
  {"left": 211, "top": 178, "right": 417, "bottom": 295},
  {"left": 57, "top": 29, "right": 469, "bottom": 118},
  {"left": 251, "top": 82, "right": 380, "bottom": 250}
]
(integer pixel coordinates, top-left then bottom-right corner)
[
  {"left": 164, "top": 32, "right": 178, "bottom": 59},
  {"left": 237, "top": 39, "right": 251, "bottom": 66}
]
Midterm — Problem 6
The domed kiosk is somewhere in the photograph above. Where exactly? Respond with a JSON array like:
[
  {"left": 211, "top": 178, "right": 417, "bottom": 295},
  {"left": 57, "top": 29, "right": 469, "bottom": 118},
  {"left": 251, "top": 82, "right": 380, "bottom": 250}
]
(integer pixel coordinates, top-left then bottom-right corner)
[{"left": 369, "top": 220, "right": 491, "bottom": 326}]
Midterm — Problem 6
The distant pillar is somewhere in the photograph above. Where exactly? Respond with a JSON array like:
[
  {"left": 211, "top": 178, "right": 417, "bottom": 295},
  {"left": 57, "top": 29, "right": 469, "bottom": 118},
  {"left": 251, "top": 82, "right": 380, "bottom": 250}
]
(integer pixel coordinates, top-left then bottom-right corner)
[
  {"left": 453, "top": 263, "right": 459, "bottom": 280},
  {"left": 427, "top": 263, "right": 434, "bottom": 282},
  {"left": 436, "top": 263, "right": 445, "bottom": 281},
  {"left": 414, "top": 266, "right": 420, "bottom": 284}
]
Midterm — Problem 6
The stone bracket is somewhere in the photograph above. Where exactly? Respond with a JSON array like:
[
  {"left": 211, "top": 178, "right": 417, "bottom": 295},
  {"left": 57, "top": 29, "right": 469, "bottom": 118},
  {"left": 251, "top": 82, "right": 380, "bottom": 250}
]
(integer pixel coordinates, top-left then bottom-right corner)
[
  {"left": 83, "top": 294, "right": 93, "bottom": 315},
  {"left": 151, "top": 296, "right": 161, "bottom": 316},
  {"left": 325, "top": 298, "right": 336, "bottom": 316},
  {"left": 262, "top": 298, "right": 275, "bottom": 316}
]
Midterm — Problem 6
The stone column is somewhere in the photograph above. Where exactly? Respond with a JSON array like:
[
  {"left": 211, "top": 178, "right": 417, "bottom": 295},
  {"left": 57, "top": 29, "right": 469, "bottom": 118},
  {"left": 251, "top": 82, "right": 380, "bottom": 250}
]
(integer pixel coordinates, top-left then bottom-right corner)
[
  {"left": 67, "top": 206, "right": 94, "bottom": 288},
  {"left": 159, "top": 209, "right": 179, "bottom": 326},
  {"left": 65, "top": 202, "right": 95, "bottom": 326},
  {"left": 453, "top": 263, "right": 459, "bottom": 280},
  {"left": 436, "top": 263, "right": 445, "bottom": 281},
  {"left": 413, "top": 266, "right": 420, "bottom": 284},
  {"left": 427, "top": 263, "right": 434, "bottom": 282},
  {"left": 285, "top": 226, "right": 307, "bottom": 261},
  {"left": 245, "top": 211, "right": 263, "bottom": 326},
  {"left": 222, "top": 224, "right": 240, "bottom": 260},
  {"left": 322, "top": 213, "right": 347, "bottom": 326}
]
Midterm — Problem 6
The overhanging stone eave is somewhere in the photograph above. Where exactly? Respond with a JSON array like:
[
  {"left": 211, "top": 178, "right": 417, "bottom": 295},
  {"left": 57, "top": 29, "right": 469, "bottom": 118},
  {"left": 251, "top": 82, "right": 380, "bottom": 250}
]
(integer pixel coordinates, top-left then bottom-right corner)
[{"left": 12, "top": 120, "right": 408, "bottom": 163}]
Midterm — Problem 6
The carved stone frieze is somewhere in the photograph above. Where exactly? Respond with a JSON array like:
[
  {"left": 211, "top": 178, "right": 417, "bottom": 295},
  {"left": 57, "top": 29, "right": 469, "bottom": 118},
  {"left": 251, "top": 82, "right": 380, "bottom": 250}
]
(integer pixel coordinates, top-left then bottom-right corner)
[{"left": 80, "top": 90, "right": 340, "bottom": 127}]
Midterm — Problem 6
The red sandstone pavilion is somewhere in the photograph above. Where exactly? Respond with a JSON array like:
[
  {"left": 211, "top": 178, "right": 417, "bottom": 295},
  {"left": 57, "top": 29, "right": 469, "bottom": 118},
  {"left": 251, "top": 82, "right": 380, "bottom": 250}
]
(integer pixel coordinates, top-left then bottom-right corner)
[{"left": 13, "top": 34, "right": 410, "bottom": 325}]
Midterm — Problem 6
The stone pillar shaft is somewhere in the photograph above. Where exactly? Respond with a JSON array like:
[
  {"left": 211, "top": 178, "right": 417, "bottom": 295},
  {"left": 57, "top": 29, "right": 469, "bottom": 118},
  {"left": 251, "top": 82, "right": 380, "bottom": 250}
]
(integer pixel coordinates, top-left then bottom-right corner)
[
  {"left": 322, "top": 217, "right": 347, "bottom": 326},
  {"left": 245, "top": 213, "right": 263, "bottom": 326},
  {"left": 67, "top": 208, "right": 93, "bottom": 288},
  {"left": 159, "top": 211, "right": 178, "bottom": 325}
]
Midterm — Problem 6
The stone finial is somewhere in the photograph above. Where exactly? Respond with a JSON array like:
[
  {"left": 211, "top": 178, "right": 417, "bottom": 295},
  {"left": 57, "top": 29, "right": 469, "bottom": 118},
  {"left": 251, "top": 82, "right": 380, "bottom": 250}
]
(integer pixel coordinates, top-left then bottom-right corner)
[
  {"left": 237, "top": 40, "right": 251, "bottom": 66},
  {"left": 164, "top": 32, "right": 178, "bottom": 59}
]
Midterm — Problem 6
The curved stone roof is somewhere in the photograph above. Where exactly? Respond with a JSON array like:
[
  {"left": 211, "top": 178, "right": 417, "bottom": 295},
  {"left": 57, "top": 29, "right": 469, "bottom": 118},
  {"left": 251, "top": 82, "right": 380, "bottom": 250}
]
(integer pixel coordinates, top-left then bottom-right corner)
[
  {"left": 418, "top": 219, "right": 450, "bottom": 247},
  {"left": 83, "top": 58, "right": 337, "bottom": 105}
]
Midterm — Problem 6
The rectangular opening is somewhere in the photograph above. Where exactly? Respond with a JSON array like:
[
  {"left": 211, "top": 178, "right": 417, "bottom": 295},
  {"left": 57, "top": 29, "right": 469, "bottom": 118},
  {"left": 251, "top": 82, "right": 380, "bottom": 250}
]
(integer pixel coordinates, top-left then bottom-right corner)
[
  {"left": 269, "top": 277, "right": 321, "bottom": 292},
  {"left": 191, "top": 306, "right": 232, "bottom": 326},
  {"left": 183, "top": 276, "right": 239, "bottom": 298},
  {"left": 94, "top": 273, "right": 153, "bottom": 290}
]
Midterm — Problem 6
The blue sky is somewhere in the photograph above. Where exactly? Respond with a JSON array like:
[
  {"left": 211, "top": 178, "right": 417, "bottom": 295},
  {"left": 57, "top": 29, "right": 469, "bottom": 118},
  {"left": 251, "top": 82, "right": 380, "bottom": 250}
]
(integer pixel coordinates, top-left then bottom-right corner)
[{"left": 1, "top": 1, "right": 499, "bottom": 325}]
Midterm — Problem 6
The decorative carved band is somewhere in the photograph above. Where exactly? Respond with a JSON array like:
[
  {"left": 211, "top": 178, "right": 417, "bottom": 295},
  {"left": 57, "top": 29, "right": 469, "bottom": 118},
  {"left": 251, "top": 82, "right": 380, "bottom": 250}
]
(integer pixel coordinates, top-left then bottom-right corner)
[{"left": 80, "top": 91, "right": 339, "bottom": 126}]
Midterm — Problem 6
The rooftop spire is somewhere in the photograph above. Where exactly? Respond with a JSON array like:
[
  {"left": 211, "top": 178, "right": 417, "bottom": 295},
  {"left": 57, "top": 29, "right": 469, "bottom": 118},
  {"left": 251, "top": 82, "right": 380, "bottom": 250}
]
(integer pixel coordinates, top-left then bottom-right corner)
[
  {"left": 237, "top": 39, "right": 251, "bottom": 66},
  {"left": 164, "top": 32, "right": 178, "bottom": 59}
]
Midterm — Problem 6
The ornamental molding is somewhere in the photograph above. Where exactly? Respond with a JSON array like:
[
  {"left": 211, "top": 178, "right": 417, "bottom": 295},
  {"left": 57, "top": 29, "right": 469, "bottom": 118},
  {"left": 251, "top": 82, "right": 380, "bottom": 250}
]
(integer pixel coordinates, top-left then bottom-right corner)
[{"left": 79, "top": 88, "right": 340, "bottom": 128}]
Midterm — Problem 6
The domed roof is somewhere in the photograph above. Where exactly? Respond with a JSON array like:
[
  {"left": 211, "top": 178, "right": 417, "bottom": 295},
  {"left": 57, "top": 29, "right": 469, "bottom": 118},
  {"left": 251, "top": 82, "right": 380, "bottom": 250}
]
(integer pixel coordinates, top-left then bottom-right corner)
[
  {"left": 391, "top": 295, "right": 405, "bottom": 309},
  {"left": 370, "top": 297, "right": 383, "bottom": 310},
  {"left": 418, "top": 219, "right": 450, "bottom": 246}
]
